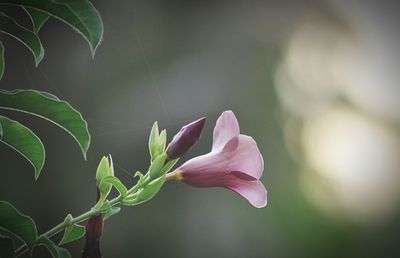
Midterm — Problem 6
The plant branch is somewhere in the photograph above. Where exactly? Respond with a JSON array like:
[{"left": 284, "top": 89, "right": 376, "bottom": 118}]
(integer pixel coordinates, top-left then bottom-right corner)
[{"left": 14, "top": 195, "right": 123, "bottom": 257}]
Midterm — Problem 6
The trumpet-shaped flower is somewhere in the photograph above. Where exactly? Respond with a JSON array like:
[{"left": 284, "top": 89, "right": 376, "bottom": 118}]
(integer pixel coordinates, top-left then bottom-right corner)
[{"left": 167, "top": 111, "right": 267, "bottom": 208}]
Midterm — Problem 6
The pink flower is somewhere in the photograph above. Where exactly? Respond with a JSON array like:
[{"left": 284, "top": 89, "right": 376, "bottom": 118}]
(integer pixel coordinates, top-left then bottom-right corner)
[{"left": 167, "top": 111, "right": 267, "bottom": 208}]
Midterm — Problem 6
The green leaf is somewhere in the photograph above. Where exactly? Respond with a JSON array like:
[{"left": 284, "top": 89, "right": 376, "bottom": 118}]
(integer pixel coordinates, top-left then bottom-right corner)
[
  {"left": 148, "top": 153, "right": 167, "bottom": 179},
  {"left": 59, "top": 223, "right": 85, "bottom": 245},
  {"left": 100, "top": 175, "right": 128, "bottom": 197},
  {"left": 0, "top": 115, "right": 45, "bottom": 179},
  {"left": 0, "top": 89, "right": 90, "bottom": 159},
  {"left": 0, "top": 201, "right": 37, "bottom": 252},
  {"left": 0, "top": 234, "right": 14, "bottom": 258},
  {"left": 0, "top": 14, "right": 44, "bottom": 66},
  {"left": 23, "top": 7, "right": 50, "bottom": 33},
  {"left": 0, "top": 0, "right": 103, "bottom": 55},
  {"left": 0, "top": 40, "right": 4, "bottom": 80},
  {"left": 38, "top": 236, "right": 71, "bottom": 258}
]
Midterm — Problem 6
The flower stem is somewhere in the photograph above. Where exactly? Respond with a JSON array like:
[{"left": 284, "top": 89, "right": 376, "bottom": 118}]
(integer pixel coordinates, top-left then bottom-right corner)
[{"left": 14, "top": 195, "right": 123, "bottom": 257}]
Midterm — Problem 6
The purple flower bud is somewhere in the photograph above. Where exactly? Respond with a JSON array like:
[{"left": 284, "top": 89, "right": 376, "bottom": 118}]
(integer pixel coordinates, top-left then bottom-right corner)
[{"left": 166, "top": 117, "right": 206, "bottom": 159}]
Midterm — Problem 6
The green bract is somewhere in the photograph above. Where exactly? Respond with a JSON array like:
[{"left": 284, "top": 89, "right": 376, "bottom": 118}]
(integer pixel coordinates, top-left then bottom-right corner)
[{"left": 95, "top": 155, "right": 114, "bottom": 199}]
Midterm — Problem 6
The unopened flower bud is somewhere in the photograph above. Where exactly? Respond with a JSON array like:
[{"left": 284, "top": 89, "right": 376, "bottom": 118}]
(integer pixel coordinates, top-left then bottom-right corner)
[
  {"left": 95, "top": 155, "right": 114, "bottom": 200},
  {"left": 166, "top": 117, "right": 206, "bottom": 159}
]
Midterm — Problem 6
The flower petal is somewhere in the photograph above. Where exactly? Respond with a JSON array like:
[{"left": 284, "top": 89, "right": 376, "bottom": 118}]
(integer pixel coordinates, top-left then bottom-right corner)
[
  {"left": 212, "top": 110, "right": 240, "bottom": 151},
  {"left": 179, "top": 152, "right": 230, "bottom": 186},
  {"left": 223, "top": 135, "right": 264, "bottom": 179},
  {"left": 223, "top": 175, "right": 268, "bottom": 208}
]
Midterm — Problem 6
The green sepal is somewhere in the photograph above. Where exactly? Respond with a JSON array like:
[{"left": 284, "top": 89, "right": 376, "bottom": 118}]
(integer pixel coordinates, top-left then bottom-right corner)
[
  {"left": 99, "top": 175, "right": 128, "bottom": 197},
  {"left": 95, "top": 155, "right": 114, "bottom": 198},
  {"left": 148, "top": 153, "right": 167, "bottom": 179},
  {"left": 37, "top": 236, "right": 71, "bottom": 258}
]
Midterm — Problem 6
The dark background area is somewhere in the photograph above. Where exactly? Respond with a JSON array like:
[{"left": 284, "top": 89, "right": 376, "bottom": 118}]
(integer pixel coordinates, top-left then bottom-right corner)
[{"left": 1, "top": 1, "right": 400, "bottom": 257}]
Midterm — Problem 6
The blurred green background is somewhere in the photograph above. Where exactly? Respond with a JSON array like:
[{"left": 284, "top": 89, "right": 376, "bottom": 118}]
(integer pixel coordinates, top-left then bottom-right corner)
[{"left": 1, "top": 0, "right": 400, "bottom": 257}]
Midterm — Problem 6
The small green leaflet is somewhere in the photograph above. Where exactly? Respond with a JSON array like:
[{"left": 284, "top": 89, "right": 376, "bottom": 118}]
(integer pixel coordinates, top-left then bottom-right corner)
[
  {"left": 0, "top": 201, "right": 38, "bottom": 252},
  {"left": 59, "top": 223, "right": 85, "bottom": 245}
]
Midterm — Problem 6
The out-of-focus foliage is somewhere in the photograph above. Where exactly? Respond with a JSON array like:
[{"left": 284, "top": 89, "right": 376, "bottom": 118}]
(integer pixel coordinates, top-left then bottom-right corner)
[
  {"left": 0, "top": 0, "right": 103, "bottom": 79},
  {"left": 0, "top": 201, "right": 38, "bottom": 252},
  {"left": 0, "top": 89, "right": 91, "bottom": 178},
  {"left": 0, "top": 114, "right": 45, "bottom": 178},
  {"left": 37, "top": 236, "right": 71, "bottom": 258}
]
